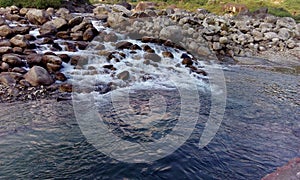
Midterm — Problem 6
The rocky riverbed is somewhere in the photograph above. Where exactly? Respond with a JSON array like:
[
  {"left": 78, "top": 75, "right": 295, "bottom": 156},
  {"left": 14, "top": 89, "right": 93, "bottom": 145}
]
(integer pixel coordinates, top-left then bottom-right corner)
[{"left": 0, "top": 2, "right": 299, "bottom": 102}]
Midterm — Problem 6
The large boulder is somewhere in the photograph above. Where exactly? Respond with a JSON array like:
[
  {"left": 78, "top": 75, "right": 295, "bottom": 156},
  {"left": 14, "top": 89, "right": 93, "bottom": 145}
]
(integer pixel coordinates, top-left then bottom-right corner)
[
  {"left": 26, "top": 9, "right": 50, "bottom": 25},
  {"left": 24, "top": 66, "right": 54, "bottom": 86},
  {"left": 10, "top": 35, "right": 29, "bottom": 48}
]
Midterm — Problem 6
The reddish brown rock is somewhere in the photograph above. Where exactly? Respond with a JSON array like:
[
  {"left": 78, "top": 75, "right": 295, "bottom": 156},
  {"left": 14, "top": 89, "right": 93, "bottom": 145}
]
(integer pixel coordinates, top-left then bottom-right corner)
[
  {"left": 2, "top": 54, "right": 25, "bottom": 67},
  {"left": 10, "top": 35, "right": 29, "bottom": 48},
  {"left": 0, "top": 25, "right": 14, "bottom": 37}
]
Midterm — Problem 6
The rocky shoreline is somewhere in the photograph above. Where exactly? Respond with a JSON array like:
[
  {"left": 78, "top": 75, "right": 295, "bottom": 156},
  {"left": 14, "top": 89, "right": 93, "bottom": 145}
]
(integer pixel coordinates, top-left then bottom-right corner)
[{"left": 0, "top": 3, "right": 299, "bottom": 102}]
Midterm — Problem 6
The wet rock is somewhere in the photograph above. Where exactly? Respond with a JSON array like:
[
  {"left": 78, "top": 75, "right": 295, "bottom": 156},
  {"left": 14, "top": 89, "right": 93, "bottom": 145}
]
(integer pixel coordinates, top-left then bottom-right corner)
[
  {"left": 103, "top": 64, "right": 116, "bottom": 70},
  {"left": 2, "top": 54, "right": 25, "bottom": 67},
  {"left": 162, "top": 51, "right": 174, "bottom": 59},
  {"left": 58, "top": 54, "right": 70, "bottom": 63},
  {"left": 0, "top": 73, "right": 17, "bottom": 86},
  {"left": 69, "top": 16, "right": 84, "bottom": 28},
  {"left": 83, "top": 28, "right": 98, "bottom": 41},
  {"left": 104, "top": 32, "right": 118, "bottom": 42},
  {"left": 26, "top": 54, "right": 43, "bottom": 67},
  {"left": 94, "top": 44, "right": 105, "bottom": 50},
  {"left": 10, "top": 35, "right": 29, "bottom": 48},
  {"left": 59, "top": 83, "right": 73, "bottom": 93},
  {"left": 190, "top": 66, "right": 207, "bottom": 76},
  {"left": 55, "top": 72, "right": 67, "bottom": 81},
  {"left": 71, "top": 31, "right": 83, "bottom": 41},
  {"left": 76, "top": 41, "right": 89, "bottom": 50},
  {"left": 5, "top": 13, "right": 21, "bottom": 21},
  {"left": 70, "top": 56, "right": 88, "bottom": 66},
  {"left": 63, "top": 42, "right": 76, "bottom": 52},
  {"left": 143, "top": 45, "right": 155, "bottom": 53},
  {"left": 39, "top": 23, "right": 57, "bottom": 36},
  {"left": 0, "top": 25, "right": 14, "bottom": 37},
  {"left": 12, "top": 47, "right": 23, "bottom": 54},
  {"left": 56, "top": 31, "right": 70, "bottom": 39},
  {"left": 24, "top": 66, "right": 54, "bottom": 86},
  {"left": 12, "top": 67, "right": 27, "bottom": 74},
  {"left": 71, "top": 21, "right": 89, "bottom": 33},
  {"left": 42, "top": 55, "right": 62, "bottom": 65},
  {"left": 26, "top": 9, "right": 50, "bottom": 25},
  {"left": 117, "top": 71, "right": 130, "bottom": 80},
  {"left": 0, "top": 47, "right": 13, "bottom": 54},
  {"left": 182, "top": 58, "right": 193, "bottom": 66},
  {"left": 130, "top": 44, "right": 142, "bottom": 50},
  {"left": 144, "top": 53, "right": 161, "bottom": 62},
  {"left": 46, "top": 63, "right": 61, "bottom": 73},
  {"left": 50, "top": 17, "right": 68, "bottom": 30},
  {"left": 116, "top": 41, "right": 133, "bottom": 49},
  {"left": 13, "top": 26, "right": 30, "bottom": 35}
]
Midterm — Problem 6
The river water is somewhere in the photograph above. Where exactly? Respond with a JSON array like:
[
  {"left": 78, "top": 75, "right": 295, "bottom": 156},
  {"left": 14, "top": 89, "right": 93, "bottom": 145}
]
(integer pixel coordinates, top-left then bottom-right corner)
[{"left": 0, "top": 64, "right": 299, "bottom": 179}]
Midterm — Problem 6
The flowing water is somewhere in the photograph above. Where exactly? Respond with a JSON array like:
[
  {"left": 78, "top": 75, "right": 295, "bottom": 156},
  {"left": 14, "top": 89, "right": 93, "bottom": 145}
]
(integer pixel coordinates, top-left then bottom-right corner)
[{"left": 0, "top": 14, "right": 300, "bottom": 179}]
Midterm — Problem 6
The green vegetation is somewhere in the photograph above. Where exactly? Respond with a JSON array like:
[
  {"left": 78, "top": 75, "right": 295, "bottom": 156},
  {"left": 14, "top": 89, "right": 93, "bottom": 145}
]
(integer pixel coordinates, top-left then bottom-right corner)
[
  {"left": 0, "top": 0, "right": 63, "bottom": 9},
  {"left": 98, "top": 0, "right": 299, "bottom": 22}
]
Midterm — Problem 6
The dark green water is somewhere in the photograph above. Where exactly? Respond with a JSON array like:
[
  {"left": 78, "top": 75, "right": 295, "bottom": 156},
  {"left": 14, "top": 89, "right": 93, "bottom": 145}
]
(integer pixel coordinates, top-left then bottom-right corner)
[{"left": 0, "top": 66, "right": 299, "bottom": 179}]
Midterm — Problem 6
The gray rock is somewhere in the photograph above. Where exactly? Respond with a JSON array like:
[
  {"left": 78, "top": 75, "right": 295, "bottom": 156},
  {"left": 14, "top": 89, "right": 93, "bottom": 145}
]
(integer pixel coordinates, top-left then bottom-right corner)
[
  {"left": 24, "top": 66, "right": 54, "bottom": 86},
  {"left": 219, "top": 36, "right": 228, "bottom": 44},
  {"left": 144, "top": 53, "right": 161, "bottom": 62},
  {"left": 278, "top": 28, "right": 290, "bottom": 40},
  {"left": 160, "top": 25, "right": 183, "bottom": 42},
  {"left": 93, "top": 5, "right": 111, "bottom": 15},
  {"left": 50, "top": 17, "right": 68, "bottom": 30},
  {"left": 212, "top": 42, "right": 222, "bottom": 50},
  {"left": 39, "top": 22, "right": 57, "bottom": 36},
  {"left": 117, "top": 71, "right": 130, "bottom": 80},
  {"left": 276, "top": 17, "right": 296, "bottom": 29},
  {"left": 252, "top": 29, "right": 264, "bottom": 41},
  {"left": 112, "top": 4, "right": 131, "bottom": 16},
  {"left": 264, "top": 32, "right": 278, "bottom": 40}
]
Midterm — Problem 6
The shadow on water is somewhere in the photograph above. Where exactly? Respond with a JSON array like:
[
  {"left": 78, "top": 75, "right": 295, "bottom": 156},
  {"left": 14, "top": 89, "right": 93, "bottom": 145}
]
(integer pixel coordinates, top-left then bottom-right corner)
[{"left": 0, "top": 66, "right": 299, "bottom": 179}]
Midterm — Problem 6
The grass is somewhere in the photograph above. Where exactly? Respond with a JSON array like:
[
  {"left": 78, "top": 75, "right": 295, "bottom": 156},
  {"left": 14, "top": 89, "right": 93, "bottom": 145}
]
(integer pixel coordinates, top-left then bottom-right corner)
[{"left": 0, "top": 0, "right": 63, "bottom": 9}]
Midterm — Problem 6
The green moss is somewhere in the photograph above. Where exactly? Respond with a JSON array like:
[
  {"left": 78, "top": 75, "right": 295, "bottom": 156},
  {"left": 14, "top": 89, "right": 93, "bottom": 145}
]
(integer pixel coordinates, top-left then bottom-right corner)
[{"left": 0, "top": 0, "right": 62, "bottom": 9}]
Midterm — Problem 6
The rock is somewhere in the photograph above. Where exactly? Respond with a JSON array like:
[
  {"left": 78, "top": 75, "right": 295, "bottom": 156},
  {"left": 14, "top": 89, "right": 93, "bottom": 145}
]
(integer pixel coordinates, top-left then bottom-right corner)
[
  {"left": 70, "top": 56, "right": 88, "bottom": 66},
  {"left": 12, "top": 67, "right": 27, "bottom": 74},
  {"left": 144, "top": 53, "right": 161, "bottom": 62},
  {"left": 212, "top": 42, "right": 222, "bottom": 50},
  {"left": 118, "top": 2, "right": 132, "bottom": 10},
  {"left": 278, "top": 28, "right": 290, "bottom": 40},
  {"left": 26, "top": 54, "right": 43, "bottom": 67},
  {"left": 24, "top": 66, "right": 54, "bottom": 86},
  {"left": 2, "top": 54, "right": 25, "bottom": 67},
  {"left": 235, "top": 21, "right": 250, "bottom": 33},
  {"left": 0, "top": 73, "right": 17, "bottom": 86},
  {"left": 13, "top": 47, "right": 23, "bottom": 54},
  {"left": 10, "top": 35, "right": 29, "bottom": 48},
  {"left": 26, "top": 9, "right": 50, "bottom": 25},
  {"left": 71, "top": 21, "right": 89, "bottom": 33},
  {"left": 162, "top": 51, "right": 174, "bottom": 59},
  {"left": 55, "top": 72, "right": 67, "bottom": 81},
  {"left": 58, "top": 54, "right": 70, "bottom": 63},
  {"left": 262, "top": 158, "right": 300, "bottom": 180},
  {"left": 50, "top": 17, "right": 68, "bottom": 30},
  {"left": 93, "top": 5, "right": 111, "bottom": 15},
  {"left": 56, "top": 31, "right": 70, "bottom": 39},
  {"left": 130, "top": 44, "right": 142, "bottom": 50},
  {"left": 218, "top": 36, "right": 228, "bottom": 44},
  {"left": 276, "top": 17, "right": 296, "bottom": 29},
  {"left": 143, "top": 45, "right": 155, "bottom": 53},
  {"left": 116, "top": 41, "right": 133, "bottom": 49},
  {"left": 46, "top": 63, "right": 61, "bottom": 73},
  {"left": 1, "top": 62, "right": 10, "bottom": 71},
  {"left": 103, "top": 64, "right": 116, "bottom": 70},
  {"left": 112, "top": 4, "right": 131, "bottom": 16},
  {"left": 71, "top": 32, "right": 83, "bottom": 41},
  {"left": 117, "top": 71, "right": 130, "bottom": 80},
  {"left": 264, "top": 32, "right": 278, "bottom": 40},
  {"left": 0, "top": 40, "right": 11, "bottom": 47},
  {"left": 42, "top": 55, "right": 62, "bottom": 65},
  {"left": 0, "top": 47, "right": 13, "bottom": 54},
  {"left": 5, "top": 13, "right": 21, "bottom": 21},
  {"left": 13, "top": 26, "right": 31, "bottom": 35},
  {"left": 59, "top": 83, "right": 73, "bottom": 93},
  {"left": 19, "top": 8, "right": 28, "bottom": 16},
  {"left": 39, "top": 23, "right": 57, "bottom": 36},
  {"left": 56, "top": 8, "right": 70, "bottom": 17},
  {"left": 252, "top": 30, "right": 264, "bottom": 41},
  {"left": 83, "top": 28, "right": 98, "bottom": 41},
  {"left": 182, "top": 58, "right": 193, "bottom": 66},
  {"left": 0, "top": 25, "right": 14, "bottom": 37},
  {"left": 160, "top": 26, "right": 183, "bottom": 42},
  {"left": 287, "top": 39, "right": 295, "bottom": 49},
  {"left": 104, "top": 32, "right": 118, "bottom": 42},
  {"left": 64, "top": 42, "right": 77, "bottom": 52},
  {"left": 76, "top": 41, "right": 89, "bottom": 50},
  {"left": 69, "top": 16, "right": 84, "bottom": 27},
  {"left": 134, "top": 2, "right": 157, "bottom": 12}
]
